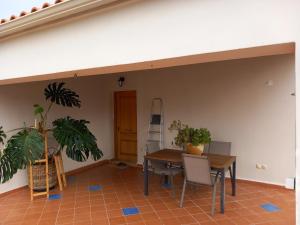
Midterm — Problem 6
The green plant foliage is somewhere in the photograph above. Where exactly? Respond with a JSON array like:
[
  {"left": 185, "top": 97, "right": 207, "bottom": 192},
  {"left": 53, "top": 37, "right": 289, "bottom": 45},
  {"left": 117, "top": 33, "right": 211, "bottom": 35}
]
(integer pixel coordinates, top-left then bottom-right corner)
[
  {"left": 169, "top": 120, "right": 211, "bottom": 147},
  {"left": 168, "top": 120, "right": 187, "bottom": 131},
  {"left": 0, "top": 82, "right": 102, "bottom": 184},
  {"left": 0, "top": 128, "right": 44, "bottom": 183},
  {"left": 33, "top": 104, "right": 44, "bottom": 117},
  {"left": 44, "top": 82, "right": 81, "bottom": 108},
  {"left": 0, "top": 150, "right": 18, "bottom": 183},
  {"left": 174, "top": 127, "right": 190, "bottom": 148},
  {"left": 6, "top": 129, "right": 44, "bottom": 168},
  {"left": 189, "top": 128, "right": 211, "bottom": 146},
  {"left": 52, "top": 117, "right": 103, "bottom": 162},
  {"left": 0, "top": 126, "right": 6, "bottom": 145}
]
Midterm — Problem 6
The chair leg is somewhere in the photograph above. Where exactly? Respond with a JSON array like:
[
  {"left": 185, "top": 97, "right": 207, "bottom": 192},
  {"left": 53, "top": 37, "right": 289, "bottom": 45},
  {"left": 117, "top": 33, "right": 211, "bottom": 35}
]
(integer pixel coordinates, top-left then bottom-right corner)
[
  {"left": 180, "top": 178, "right": 187, "bottom": 208},
  {"left": 211, "top": 183, "right": 217, "bottom": 216},
  {"left": 229, "top": 166, "right": 232, "bottom": 179},
  {"left": 170, "top": 173, "right": 175, "bottom": 198},
  {"left": 159, "top": 174, "right": 164, "bottom": 185}
]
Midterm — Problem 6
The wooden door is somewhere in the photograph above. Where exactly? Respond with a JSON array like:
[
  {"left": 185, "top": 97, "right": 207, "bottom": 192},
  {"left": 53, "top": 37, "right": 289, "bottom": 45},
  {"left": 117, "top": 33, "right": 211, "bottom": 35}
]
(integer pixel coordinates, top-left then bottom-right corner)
[{"left": 114, "top": 91, "right": 137, "bottom": 162}]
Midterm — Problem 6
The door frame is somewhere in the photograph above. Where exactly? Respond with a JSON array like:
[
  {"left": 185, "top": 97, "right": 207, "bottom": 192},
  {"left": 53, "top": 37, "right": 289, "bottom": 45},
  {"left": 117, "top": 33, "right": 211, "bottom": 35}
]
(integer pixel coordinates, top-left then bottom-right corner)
[{"left": 114, "top": 90, "right": 138, "bottom": 162}]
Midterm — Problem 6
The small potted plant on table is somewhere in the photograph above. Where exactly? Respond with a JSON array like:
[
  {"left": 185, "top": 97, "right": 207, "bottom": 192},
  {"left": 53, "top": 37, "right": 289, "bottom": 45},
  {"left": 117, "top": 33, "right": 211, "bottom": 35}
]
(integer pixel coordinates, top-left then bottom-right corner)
[{"left": 169, "top": 120, "right": 211, "bottom": 154}]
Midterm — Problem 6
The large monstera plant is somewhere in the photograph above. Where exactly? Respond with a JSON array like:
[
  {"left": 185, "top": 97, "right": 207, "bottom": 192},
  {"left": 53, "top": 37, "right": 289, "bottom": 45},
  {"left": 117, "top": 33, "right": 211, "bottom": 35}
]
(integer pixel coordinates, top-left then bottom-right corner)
[{"left": 0, "top": 82, "right": 103, "bottom": 183}]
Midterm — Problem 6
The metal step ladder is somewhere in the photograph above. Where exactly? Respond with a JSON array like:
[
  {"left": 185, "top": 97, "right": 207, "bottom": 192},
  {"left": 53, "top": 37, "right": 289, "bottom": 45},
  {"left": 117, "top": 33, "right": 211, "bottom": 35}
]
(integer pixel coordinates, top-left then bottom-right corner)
[{"left": 147, "top": 98, "right": 164, "bottom": 149}]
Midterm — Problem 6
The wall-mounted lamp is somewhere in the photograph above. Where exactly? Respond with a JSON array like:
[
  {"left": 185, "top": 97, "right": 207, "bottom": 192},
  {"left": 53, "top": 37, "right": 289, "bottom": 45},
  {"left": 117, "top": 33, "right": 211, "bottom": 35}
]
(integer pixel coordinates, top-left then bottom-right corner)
[{"left": 118, "top": 76, "right": 125, "bottom": 87}]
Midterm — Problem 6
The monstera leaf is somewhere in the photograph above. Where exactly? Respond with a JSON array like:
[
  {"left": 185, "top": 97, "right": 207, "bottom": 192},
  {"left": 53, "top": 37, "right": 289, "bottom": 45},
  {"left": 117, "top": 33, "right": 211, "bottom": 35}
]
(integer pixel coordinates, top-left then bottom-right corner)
[
  {"left": 0, "top": 126, "right": 6, "bottom": 145},
  {"left": 44, "top": 82, "right": 81, "bottom": 108},
  {"left": 0, "top": 150, "right": 18, "bottom": 183},
  {"left": 52, "top": 117, "right": 103, "bottom": 162},
  {"left": 0, "top": 129, "right": 44, "bottom": 183}
]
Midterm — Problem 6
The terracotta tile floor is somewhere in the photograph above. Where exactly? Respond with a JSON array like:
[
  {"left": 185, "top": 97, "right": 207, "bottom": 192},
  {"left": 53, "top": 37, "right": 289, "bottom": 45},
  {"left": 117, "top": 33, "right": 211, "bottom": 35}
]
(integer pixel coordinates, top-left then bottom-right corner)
[{"left": 0, "top": 164, "right": 295, "bottom": 225}]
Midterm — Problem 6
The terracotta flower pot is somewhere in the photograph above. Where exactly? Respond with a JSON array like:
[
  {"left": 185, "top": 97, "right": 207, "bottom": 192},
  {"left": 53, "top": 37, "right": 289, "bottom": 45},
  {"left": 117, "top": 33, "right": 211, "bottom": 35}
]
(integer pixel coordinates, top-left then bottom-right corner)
[{"left": 186, "top": 143, "right": 204, "bottom": 155}]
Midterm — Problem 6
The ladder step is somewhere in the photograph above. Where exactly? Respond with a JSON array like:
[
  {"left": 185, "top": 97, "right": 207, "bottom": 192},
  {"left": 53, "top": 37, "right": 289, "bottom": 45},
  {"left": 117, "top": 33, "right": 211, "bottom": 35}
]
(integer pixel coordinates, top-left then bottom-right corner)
[
  {"left": 147, "top": 139, "right": 160, "bottom": 142},
  {"left": 151, "top": 114, "right": 161, "bottom": 125},
  {"left": 34, "top": 159, "right": 47, "bottom": 163},
  {"left": 33, "top": 192, "right": 48, "bottom": 197},
  {"left": 149, "top": 130, "right": 161, "bottom": 134}
]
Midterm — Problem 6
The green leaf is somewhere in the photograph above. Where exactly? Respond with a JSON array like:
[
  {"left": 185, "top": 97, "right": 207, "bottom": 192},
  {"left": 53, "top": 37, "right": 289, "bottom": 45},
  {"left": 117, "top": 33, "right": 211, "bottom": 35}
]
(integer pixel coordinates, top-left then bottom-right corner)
[
  {"left": 0, "top": 126, "right": 6, "bottom": 145},
  {"left": 33, "top": 104, "right": 44, "bottom": 116},
  {"left": 0, "top": 151, "right": 18, "bottom": 183},
  {"left": 6, "top": 129, "right": 44, "bottom": 168},
  {"left": 52, "top": 117, "right": 103, "bottom": 162},
  {"left": 44, "top": 82, "right": 81, "bottom": 108},
  {"left": 0, "top": 128, "right": 44, "bottom": 183}
]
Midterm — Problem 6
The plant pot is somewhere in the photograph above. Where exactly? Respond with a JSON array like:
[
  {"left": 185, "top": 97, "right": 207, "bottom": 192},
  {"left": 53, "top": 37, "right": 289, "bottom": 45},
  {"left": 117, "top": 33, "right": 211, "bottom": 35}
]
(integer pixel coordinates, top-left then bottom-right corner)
[
  {"left": 186, "top": 143, "right": 204, "bottom": 155},
  {"left": 28, "top": 160, "right": 57, "bottom": 191}
]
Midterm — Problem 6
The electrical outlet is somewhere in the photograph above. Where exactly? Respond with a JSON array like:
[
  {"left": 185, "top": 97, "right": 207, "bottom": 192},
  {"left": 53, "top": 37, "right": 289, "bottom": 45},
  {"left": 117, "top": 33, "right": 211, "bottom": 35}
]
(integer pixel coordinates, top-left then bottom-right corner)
[
  {"left": 256, "top": 163, "right": 262, "bottom": 169},
  {"left": 261, "top": 164, "right": 268, "bottom": 170}
]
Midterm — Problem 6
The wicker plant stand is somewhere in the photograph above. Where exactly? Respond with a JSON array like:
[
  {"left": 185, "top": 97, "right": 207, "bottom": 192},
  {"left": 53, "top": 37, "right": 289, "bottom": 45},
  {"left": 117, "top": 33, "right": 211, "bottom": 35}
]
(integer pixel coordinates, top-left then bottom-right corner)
[
  {"left": 28, "top": 160, "right": 57, "bottom": 191},
  {"left": 28, "top": 132, "right": 67, "bottom": 200},
  {"left": 28, "top": 132, "right": 50, "bottom": 200}
]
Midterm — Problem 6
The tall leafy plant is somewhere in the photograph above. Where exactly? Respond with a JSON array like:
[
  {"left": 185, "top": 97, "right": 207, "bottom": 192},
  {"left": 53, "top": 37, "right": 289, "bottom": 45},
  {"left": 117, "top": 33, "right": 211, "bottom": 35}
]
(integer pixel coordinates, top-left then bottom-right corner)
[{"left": 0, "top": 82, "right": 103, "bottom": 183}]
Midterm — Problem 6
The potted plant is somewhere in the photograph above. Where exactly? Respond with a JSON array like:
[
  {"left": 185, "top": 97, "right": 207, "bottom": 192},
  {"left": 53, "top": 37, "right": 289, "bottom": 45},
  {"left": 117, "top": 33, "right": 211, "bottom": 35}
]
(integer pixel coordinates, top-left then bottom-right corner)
[
  {"left": 169, "top": 120, "right": 211, "bottom": 154},
  {"left": 0, "top": 82, "right": 103, "bottom": 188}
]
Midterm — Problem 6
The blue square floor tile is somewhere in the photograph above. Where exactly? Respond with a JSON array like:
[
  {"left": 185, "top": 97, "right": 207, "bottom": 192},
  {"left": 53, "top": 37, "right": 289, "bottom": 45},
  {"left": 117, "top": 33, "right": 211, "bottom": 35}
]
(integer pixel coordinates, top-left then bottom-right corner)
[
  {"left": 67, "top": 176, "right": 76, "bottom": 183},
  {"left": 49, "top": 194, "right": 61, "bottom": 200},
  {"left": 122, "top": 207, "right": 139, "bottom": 216},
  {"left": 162, "top": 183, "right": 172, "bottom": 189},
  {"left": 261, "top": 203, "right": 280, "bottom": 212},
  {"left": 89, "top": 185, "right": 102, "bottom": 191}
]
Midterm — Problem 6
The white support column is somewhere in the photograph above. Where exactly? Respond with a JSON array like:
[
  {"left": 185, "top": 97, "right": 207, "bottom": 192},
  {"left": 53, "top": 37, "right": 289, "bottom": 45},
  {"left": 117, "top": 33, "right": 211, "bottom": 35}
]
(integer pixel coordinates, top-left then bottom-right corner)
[{"left": 296, "top": 42, "right": 299, "bottom": 224}]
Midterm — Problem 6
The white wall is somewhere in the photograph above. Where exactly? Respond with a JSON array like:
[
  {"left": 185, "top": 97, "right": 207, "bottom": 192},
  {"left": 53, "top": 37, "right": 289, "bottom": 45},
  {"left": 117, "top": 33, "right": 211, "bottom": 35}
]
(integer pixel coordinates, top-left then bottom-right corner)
[
  {"left": 0, "top": 54, "right": 295, "bottom": 193},
  {"left": 134, "top": 54, "right": 295, "bottom": 186},
  {"left": 0, "top": 0, "right": 299, "bottom": 80}
]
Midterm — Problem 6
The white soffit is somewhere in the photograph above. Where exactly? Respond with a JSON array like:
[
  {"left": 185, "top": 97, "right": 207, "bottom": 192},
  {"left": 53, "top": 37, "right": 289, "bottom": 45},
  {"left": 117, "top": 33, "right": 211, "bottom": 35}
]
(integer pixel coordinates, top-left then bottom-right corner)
[
  {"left": 0, "top": 0, "right": 126, "bottom": 40},
  {"left": 0, "top": 42, "right": 295, "bottom": 86}
]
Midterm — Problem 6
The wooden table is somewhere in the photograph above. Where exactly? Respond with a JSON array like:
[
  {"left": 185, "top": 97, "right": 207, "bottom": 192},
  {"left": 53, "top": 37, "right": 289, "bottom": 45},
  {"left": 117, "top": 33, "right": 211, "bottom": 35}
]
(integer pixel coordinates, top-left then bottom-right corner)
[{"left": 144, "top": 149, "right": 236, "bottom": 214}]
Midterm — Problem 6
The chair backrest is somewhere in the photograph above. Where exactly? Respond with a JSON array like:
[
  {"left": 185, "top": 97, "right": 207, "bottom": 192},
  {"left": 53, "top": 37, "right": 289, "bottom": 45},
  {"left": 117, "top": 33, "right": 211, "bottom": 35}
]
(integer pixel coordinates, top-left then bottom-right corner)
[
  {"left": 146, "top": 141, "right": 160, "bottom": 154},
  {"left": 182, "top": 153, "right": 212, "bottom": 185},
  {"left": 204, "top": 143, "right": 209, "bottom": 153},
  {"left": 204, "top": 141, "right": 231, "bottom": 155}
]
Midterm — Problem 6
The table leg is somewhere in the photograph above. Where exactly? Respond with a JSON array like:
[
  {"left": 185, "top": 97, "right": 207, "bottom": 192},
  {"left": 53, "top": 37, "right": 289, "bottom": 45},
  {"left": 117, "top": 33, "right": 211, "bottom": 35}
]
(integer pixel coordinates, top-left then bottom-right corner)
[
  {"left": 164, "top": 175, "right": 169, "bottom": 186},
  {"left": 144, "top": 159, "right": 149, "bottom": 196},
  {"left": 232, "top": 160, "right": 236, "bottom": 196},
  {"left": 164, "top": 162, "right": 171, "bottom": 187},
  {"left": 220, "top": 169, "right": 225, "bottom": 214}
]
